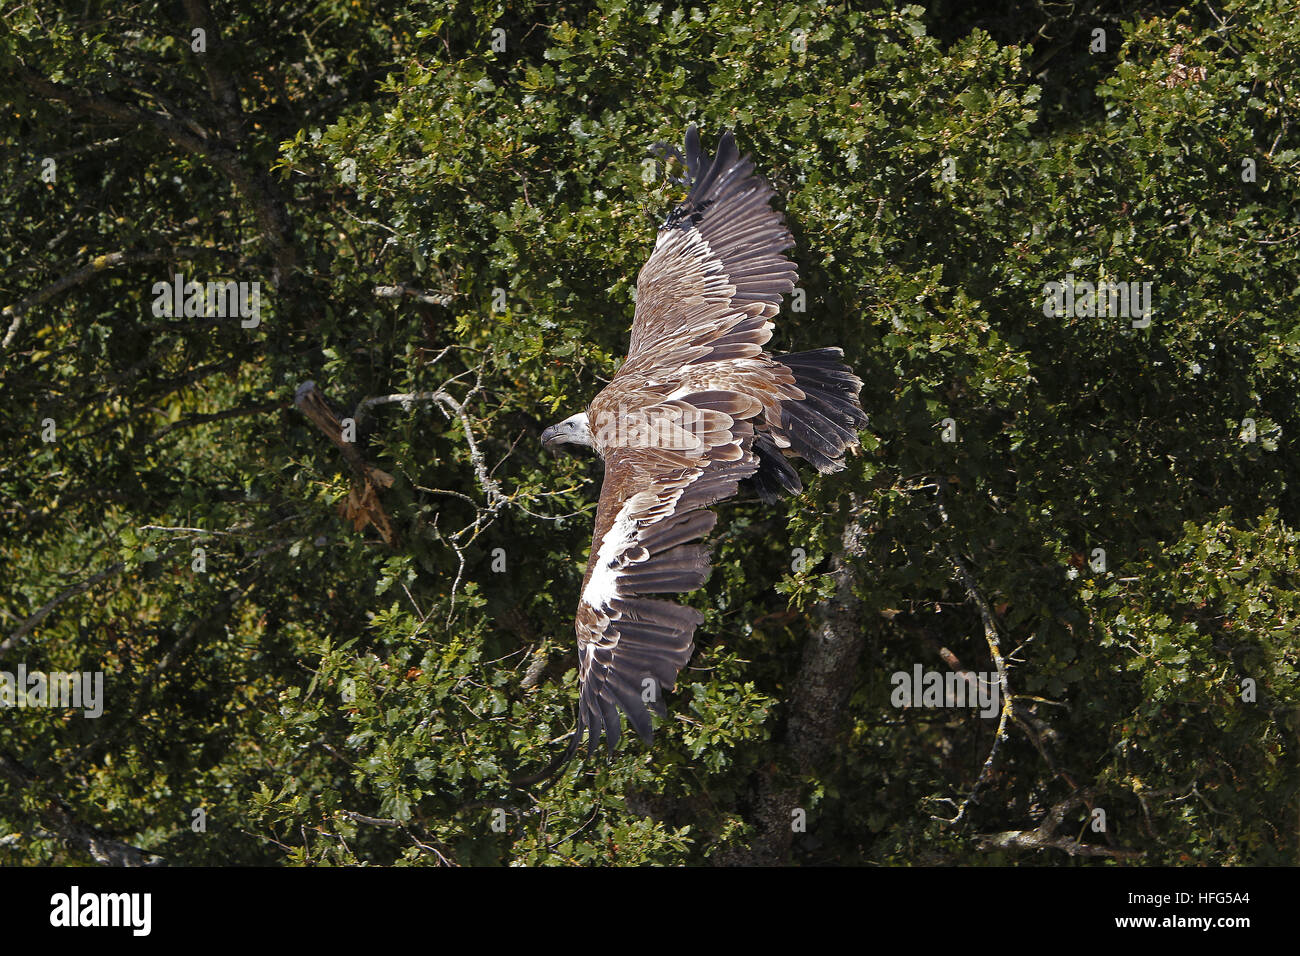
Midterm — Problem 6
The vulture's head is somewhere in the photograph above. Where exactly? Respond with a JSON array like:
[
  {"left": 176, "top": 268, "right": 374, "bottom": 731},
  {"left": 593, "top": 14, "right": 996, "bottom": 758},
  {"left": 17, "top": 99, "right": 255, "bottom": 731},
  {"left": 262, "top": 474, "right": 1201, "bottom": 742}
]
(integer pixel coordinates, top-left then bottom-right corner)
[{"left": 541, "top": 411, "right": 595, "bottom": 453}]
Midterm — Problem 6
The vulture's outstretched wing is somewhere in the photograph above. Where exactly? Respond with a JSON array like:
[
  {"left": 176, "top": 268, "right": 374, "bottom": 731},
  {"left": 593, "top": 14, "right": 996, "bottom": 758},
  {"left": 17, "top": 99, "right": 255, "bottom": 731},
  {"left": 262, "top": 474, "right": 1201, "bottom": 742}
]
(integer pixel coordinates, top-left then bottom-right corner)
[
  {"left": 621, "top": 125, "right": 797, "bottom": 379},
  {"left": 573, "top": 392, "right": 759, "bottom": 756}
]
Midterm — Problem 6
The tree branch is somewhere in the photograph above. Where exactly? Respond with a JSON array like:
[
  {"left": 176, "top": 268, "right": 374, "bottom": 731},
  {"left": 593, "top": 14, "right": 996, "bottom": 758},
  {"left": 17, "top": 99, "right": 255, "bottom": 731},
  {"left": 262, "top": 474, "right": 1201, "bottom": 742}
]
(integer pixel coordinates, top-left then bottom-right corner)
[
  {"left": 373, "top": 283, "right": 455, "bottom": 306},
  {"left": 714, "top": 506, "right": 868, "bottom": 865},
  {"left": 3, "top": 246, "right": 236, "bottom": 350},
  {"left": 17, "top": 68, "right": 298, "bottom": 284},
  {"left": 1, "top": 545, "right": 186, "bottom": 657},
  {"left": 0, "top": 751, "right": 164, "bottom": 866},
  {"left": 975, "top": 789, "right": 1144, "bottom": 859}
]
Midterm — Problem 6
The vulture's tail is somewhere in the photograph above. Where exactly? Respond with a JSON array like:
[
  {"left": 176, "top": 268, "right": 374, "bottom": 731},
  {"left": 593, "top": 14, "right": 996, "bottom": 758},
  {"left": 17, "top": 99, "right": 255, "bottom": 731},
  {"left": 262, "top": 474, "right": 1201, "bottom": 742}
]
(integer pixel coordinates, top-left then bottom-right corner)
[{"left": 760, "top": 348, "right": 868, "bottom": 487}]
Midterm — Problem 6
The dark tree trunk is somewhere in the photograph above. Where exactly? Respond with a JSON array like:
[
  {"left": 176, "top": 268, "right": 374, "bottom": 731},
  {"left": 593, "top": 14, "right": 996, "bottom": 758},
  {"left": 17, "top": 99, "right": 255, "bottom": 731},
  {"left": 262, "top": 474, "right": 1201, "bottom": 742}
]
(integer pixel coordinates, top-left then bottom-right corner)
[{"left": 714, "top": 510, "right": 866, "bottom": 865}]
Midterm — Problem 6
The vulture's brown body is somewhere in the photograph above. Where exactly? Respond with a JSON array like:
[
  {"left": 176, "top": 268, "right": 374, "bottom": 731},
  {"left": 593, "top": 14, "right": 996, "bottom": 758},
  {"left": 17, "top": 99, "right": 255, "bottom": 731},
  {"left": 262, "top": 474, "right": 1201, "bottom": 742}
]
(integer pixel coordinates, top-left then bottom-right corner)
[{"left": 542, "top": 126, "right": 868, "bottom": 756}]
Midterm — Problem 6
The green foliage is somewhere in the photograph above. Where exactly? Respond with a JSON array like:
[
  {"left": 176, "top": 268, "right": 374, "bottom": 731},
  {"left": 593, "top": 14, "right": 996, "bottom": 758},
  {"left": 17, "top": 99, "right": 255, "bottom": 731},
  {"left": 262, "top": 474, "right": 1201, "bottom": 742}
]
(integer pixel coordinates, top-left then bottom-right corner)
[{"left": 1, "top": 0, "right": 1295, "bottom": 864}]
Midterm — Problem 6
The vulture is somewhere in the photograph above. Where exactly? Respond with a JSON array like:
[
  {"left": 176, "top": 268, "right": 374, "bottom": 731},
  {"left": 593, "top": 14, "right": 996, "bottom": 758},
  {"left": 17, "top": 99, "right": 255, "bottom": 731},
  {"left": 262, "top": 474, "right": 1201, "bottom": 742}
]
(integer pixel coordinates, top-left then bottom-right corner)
[{"left": 541, "top": 125, "right": 868, "bottom": 757}]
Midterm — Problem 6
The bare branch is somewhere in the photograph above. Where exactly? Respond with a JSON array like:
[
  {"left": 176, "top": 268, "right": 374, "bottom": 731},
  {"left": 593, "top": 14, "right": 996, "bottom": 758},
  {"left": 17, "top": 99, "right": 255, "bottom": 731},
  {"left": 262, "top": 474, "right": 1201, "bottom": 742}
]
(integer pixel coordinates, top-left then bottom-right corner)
[
  {"left": 145, "top": 399, "right": 282, "bottom": 443},
  {"left": 3, "top": 246, "right": 235, "bottom": 350},
  {"left": 1, "top": 545, "right": 185, "bottom": 656},
  {"left": 0, "top": 751, "right": 165, "bottom": 866},
  {"left": 975, "top": 789, "right": 1144, "bottom": 859},
  {"left": 373, "top": 283, "right": 455, "bottom": 306},
  {"left": 294, "top": 381, "right": 398, "bottom": 546},
  {"left": 16, "top": 69, "right": 298, "bottom": 283},
  {"left": 935, "top": 546, "right": 1014, "bottom": 826}
]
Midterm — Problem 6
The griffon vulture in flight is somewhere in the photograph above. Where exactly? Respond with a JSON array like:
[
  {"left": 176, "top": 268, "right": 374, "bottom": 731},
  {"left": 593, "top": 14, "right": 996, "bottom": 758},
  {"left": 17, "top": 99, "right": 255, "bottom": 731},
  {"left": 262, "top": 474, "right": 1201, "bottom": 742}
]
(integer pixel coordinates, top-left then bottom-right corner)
[{"left": 542, "top": 125, "right": 868, "bottom": 757}]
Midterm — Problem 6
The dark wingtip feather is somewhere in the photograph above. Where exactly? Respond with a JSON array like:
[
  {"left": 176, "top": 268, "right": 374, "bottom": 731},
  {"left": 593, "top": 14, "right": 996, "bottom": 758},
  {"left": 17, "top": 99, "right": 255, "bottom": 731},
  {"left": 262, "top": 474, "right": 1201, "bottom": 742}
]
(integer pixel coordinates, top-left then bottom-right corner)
[
  {"left": 743, "top": 431, "right": 804, "bottom": 502},
  {"left": 685, "top": 124, "right": 702, "bottom": 180}
]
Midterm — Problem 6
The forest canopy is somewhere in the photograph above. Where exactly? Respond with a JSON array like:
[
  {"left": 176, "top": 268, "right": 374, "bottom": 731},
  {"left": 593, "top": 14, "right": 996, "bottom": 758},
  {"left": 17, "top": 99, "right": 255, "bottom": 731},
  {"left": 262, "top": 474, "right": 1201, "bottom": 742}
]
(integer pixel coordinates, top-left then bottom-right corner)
[{"left": 1, "top": 0, "right": 1296, "bottom": 865}]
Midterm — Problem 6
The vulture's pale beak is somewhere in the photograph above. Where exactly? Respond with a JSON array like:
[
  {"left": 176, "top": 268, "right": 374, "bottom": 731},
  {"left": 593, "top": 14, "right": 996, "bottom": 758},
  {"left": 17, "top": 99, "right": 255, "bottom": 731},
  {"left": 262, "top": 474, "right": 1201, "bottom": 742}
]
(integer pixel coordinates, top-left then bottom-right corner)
[{"left": 540, "top": 423, "right": 563, "bottom": 450}]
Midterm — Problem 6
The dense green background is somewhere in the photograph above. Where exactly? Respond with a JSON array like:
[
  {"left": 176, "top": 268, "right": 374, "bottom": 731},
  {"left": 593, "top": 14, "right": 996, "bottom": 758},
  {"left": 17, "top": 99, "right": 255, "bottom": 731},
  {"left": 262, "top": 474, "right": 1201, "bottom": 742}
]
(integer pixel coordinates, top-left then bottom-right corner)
[{"left": 1, "top": 0, "right": 1296, "bottom": 865}]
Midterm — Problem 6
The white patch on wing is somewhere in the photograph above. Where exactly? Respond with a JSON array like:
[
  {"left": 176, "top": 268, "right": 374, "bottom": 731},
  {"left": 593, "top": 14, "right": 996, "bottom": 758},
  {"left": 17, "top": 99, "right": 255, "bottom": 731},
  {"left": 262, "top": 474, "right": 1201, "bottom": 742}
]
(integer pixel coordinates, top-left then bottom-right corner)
[
  {"left": 581, "top": 496, "right": 643, "bottom": 611},
  {"left": 581, "top": 478, "right": 698, "bottom": 614}
]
